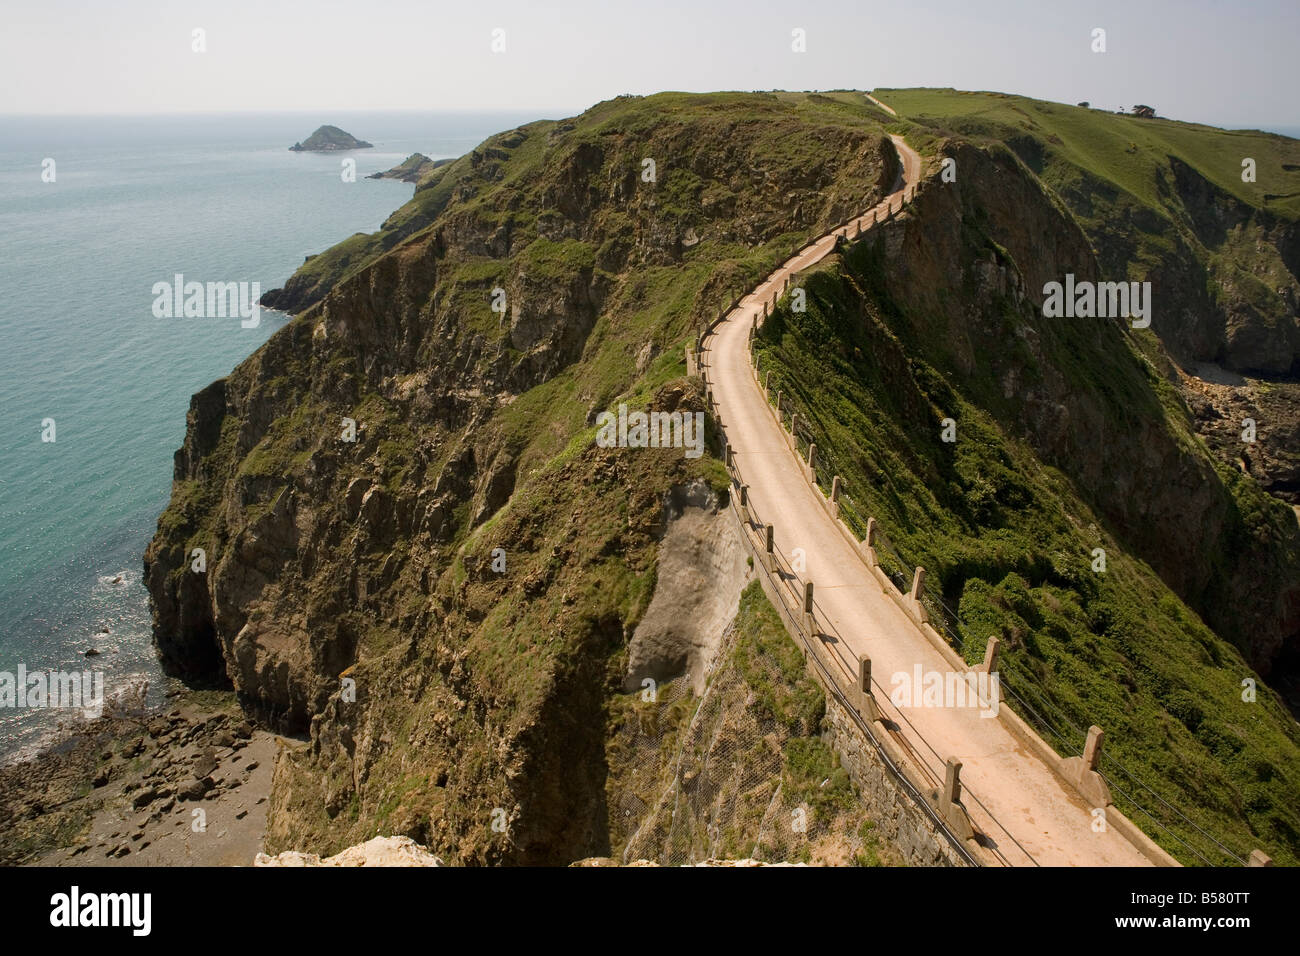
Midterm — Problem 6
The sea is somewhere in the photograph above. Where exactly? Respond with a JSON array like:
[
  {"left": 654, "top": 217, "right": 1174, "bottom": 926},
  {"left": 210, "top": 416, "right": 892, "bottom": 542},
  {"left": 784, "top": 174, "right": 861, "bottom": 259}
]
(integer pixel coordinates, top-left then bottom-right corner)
[{"left": 0, "top": 110, "right": 545, "bottom": 761}]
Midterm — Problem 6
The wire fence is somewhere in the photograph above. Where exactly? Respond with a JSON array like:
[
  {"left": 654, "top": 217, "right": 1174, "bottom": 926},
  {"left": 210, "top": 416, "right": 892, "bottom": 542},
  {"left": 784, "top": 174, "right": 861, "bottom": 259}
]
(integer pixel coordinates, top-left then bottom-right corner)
[
  {"left": 698, "top": 185, "right": 1254, "bottom": 867},
  {"left": 744, "top": 309, "right": 1252, "bottom": 868},
  {"left": 612, "top": 631, "right": 815, "bottom": 865},
  {"left": 727, "top": 434, "right": 1006, "bottom": 865}
]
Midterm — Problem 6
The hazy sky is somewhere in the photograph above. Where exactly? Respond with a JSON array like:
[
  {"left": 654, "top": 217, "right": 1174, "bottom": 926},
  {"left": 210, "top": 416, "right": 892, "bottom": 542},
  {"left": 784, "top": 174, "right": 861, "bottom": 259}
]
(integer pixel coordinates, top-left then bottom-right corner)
[{"left": 3, "top": 0, "right": 1297, "bottom": 129}]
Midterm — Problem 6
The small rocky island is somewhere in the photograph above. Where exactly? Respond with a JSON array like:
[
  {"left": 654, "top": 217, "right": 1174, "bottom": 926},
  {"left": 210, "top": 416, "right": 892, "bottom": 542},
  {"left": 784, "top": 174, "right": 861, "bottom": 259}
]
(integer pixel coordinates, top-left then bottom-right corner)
[
  {"left": 366, "top": 153, "right": 451, "bottom": 183},
  {"left": 289, "top": 125, "right": 373, "bottom": 151}
]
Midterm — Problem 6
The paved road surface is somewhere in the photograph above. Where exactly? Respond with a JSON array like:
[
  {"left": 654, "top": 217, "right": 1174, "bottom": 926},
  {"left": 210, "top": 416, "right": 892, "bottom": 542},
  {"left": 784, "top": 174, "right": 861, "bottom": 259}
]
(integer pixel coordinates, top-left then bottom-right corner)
[{"left": 703, "top": 134, "right": 1152, "bottom": 866}]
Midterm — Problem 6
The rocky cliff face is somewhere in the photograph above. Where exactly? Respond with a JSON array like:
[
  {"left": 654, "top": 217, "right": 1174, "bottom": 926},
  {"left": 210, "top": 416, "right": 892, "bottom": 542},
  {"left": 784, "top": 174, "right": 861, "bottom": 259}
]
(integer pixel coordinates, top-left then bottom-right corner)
[
  {"left": 884, "top": 89, "right": 1300, "bottom": 507},
  {"left": 878, "top": 138, "right": 1300, "bottom": 683},
  {"left": 1079, "top": 151, "right": 1300, "bottom": 505},
  {"left": 144, "top": 93, "right": 899, "bottom": 861},
  {"left": 751, "top": 133, "right": 1300, "bottom": 860}
]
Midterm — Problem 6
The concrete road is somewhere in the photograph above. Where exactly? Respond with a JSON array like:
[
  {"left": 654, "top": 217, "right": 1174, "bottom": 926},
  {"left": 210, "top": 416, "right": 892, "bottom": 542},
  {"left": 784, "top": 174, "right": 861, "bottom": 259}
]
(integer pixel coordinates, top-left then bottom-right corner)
[{"left": 703, "top": 135, "right": 1153, "bottom": 866}]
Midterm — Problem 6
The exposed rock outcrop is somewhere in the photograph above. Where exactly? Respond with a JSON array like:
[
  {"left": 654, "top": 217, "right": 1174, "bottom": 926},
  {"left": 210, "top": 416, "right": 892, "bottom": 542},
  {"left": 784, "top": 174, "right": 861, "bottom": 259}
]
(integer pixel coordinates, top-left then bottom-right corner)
[
  {"left": 367, "top": 153, "right": 449, "bottom": 183},
  {"left": 255, "top": 835, "right": 443, "bottom": 866},
  {"left": 290, "top": 125, "right": 372, "bottom": 151},
  {"left": 872, "top": 139, "right": 1300, "bottom": 680},
  {"left": 146, "top": 93, "right": 899, "bottom": 863}
]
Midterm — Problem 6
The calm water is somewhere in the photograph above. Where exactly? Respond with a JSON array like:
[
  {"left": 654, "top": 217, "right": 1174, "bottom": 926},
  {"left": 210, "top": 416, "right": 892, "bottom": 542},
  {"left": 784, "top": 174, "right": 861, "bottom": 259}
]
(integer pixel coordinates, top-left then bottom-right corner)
[{"left": 0, "top": 110, "right": 541, "bottom": 759}]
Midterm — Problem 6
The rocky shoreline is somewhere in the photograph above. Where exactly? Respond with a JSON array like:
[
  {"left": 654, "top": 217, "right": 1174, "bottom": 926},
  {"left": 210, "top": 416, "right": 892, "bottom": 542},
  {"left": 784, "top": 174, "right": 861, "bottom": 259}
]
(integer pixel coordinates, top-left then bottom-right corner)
[{"left": 0, "top": 689, "right": 282, "bottom": 866}]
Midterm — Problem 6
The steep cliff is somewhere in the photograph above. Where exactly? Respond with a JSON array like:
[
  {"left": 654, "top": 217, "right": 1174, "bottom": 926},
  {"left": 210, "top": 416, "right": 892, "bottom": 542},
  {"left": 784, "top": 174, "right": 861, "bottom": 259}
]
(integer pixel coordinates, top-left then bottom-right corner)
[
  {"left": 754, "top": 134, "right": 1300, "bottom": 863},
  {"left": 879, "top": 88, "right": 1300, "bottom": 504},
  {"left": 145, "top": 92, "right": 900, "bottom": 862},
  {"left": 146, "top": 88, "right": 1300, "bottom": 865}
]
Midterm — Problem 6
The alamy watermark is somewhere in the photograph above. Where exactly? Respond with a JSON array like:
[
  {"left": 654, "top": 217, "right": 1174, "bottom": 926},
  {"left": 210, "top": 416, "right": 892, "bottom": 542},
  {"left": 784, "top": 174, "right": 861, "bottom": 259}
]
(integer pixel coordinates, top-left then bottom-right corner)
[
  {"left": 595, "top": 403, "right": 705, "bottom": 459},
  {"left": 50, "top": 886, "right": 150, "bottom": 936},
  {"left": 1042, "top": 274, "right": 1151, "bottom": 328},
  {"left": 890, "top": 666, "right": 1000, "bottom": 718},
  {"left": 0, "top": 665, "right": 104, "bottom": 717},
  {"left": 152, "top": 274, "right": 260, "bottom": 328}
]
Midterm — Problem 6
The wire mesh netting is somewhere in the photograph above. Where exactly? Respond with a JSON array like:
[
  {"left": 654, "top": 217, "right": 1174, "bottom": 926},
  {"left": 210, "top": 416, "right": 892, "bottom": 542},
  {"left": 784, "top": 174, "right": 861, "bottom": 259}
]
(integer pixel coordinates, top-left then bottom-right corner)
[{"left": 610, "top": 621, "right": 814, "bottom": 865}]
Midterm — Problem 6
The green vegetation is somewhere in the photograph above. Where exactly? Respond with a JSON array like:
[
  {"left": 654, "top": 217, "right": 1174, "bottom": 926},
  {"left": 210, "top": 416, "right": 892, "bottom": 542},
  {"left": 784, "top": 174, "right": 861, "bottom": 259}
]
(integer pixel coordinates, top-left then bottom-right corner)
[
  {"left": 156, "top": 88, "right": 1298, "bottom": 867},
  {"left": 604, "top": 581, "right": 888, "bottom": 865},
  {"left": 290, "top": 125, "right": 372, "bottom": 151},
  {"left": 755, "top": 228, "right": 1300, "bottom": 866},
  {"left": 874, "top": 87, "right": 1300, "bottom": 382},
  {"left": 876, "top": 88, "right": 1300, "bottom": 217}
]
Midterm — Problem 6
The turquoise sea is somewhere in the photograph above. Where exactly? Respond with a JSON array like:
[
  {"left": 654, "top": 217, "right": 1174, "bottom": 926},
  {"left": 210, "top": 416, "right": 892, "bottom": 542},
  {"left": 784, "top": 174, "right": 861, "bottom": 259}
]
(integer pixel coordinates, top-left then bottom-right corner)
[{"left": 0, "top": 110, "right": 540, "bottom": 760}]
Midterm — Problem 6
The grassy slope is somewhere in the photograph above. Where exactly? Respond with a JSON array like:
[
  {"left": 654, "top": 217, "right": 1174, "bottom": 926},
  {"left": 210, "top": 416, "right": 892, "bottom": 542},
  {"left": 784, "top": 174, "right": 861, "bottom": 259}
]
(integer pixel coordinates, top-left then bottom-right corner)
[
  {"left": 181, "top": 92, "right": 911, "bottom": 862},
  {"left": 174, "top": 89, "right": 1300, "bottom": 865},
  {"left": 876, "top": 88, "right": 1300, "bottom": 218},
  {"left": 242, "top": 91, "right": 903, "bottom": 537},
  {"left": 756, "top": 231, "right": 1300, "bottom": 866},
  {"left": 875, "top": 88, "right": 1300, "bottom": 370}
]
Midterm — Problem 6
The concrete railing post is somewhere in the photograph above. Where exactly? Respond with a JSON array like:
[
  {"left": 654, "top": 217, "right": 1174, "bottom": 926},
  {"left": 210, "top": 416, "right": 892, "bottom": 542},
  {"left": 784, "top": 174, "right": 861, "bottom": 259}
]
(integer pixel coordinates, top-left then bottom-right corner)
[
  {"left": 1249, "top": 850, "right": 1274, "bottom": 867},
  {"left": 764, "top": 524, "right": 775, "bottom": 573},
  {"left": 943, "top": 758, "right": 962, "bottom": 810},
  {"left": 803, "top": 581, "right": 815, "bottom": 637},
  {"left": 790, "top": 412, "right": 798, "bottom": 441},
  {"left": 862, "top": 516, "right": 878, "bottom": 568},
  {"left": 685, "top": 345, "right": 694, "bottom": 375},
  {"left": 930, "top": 757, "right": 974, "bottom": 841},
  {"left": 739, "top": 484, "right": 750, "bottom": 524},
  {"left": 1063, "top": 724, "right": 1112, "bottom": 808},
  {"left": 831, "top": 475, "right": 841, "bottom": 518},
  {"left": 775, "top": 390, "right": 782, "bottom": 421},
  {"left": 724, "top": 444, "right": 734, "bottom": 471},
  {"left": 909, "top": 566, "right": 930, "bottom": 623},
  {"left": 807, "top": 442, "right": 817, "bottom": 477},
  {"left": 981, "top": 636, "right": 1000, "bottom": 674},
  {"left": 857, "top": 655, "right": 880, "bottom": 721},
  {"left": 1083, "top": 725, "right": 1104, "bottom": 772}
]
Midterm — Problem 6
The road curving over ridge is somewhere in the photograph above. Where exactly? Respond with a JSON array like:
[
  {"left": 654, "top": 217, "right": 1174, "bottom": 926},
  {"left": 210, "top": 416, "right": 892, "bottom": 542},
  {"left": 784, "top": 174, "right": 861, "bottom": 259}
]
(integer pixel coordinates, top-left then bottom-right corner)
[{"left": 700, "top": 132, "right": 1157, "bottom": 867}]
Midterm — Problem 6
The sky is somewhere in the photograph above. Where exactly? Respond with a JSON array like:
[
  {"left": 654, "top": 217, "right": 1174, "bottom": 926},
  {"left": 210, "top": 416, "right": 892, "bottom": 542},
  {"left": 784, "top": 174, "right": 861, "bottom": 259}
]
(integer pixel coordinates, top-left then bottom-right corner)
[{"left": 2, "top": 0, "right": 1297, "bottom": 131}]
